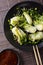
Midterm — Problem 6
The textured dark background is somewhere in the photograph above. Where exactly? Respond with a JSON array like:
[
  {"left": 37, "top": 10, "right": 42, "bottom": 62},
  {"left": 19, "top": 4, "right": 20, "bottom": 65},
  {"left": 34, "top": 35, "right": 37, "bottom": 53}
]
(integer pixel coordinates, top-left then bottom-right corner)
[{"left": 0, "top": 0, "right": 43, "bottom": 65}]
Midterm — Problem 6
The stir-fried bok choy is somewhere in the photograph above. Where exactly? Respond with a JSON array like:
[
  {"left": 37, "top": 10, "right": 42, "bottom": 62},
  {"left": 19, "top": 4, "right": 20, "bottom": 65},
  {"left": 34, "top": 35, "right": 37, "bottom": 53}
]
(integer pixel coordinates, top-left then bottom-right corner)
[{"left": 8, "top": 7, "right": 43, "bottom": 45}]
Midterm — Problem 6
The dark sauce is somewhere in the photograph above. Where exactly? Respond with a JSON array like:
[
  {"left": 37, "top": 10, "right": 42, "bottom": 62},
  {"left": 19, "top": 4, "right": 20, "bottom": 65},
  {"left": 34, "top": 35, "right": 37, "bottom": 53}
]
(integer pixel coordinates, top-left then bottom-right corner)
[{"left": 0, "top": 50, "right": 18, "bottom": 65}]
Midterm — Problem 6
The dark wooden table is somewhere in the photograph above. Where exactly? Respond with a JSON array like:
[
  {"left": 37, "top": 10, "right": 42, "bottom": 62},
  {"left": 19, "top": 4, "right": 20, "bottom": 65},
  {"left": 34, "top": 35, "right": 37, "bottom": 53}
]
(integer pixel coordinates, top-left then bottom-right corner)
[{"left": 0, "top": 0, "right": 43, "bottom": 65}]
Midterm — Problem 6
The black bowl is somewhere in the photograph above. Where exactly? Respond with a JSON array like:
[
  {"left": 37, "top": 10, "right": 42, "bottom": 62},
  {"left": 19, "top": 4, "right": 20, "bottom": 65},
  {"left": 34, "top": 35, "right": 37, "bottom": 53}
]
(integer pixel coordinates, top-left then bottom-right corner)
[
  {"left": 0, "top": 49, "right": 22, "bottom": 65},
  {"left": 4, "top": 1, "right": 43, "bottom": 50}
]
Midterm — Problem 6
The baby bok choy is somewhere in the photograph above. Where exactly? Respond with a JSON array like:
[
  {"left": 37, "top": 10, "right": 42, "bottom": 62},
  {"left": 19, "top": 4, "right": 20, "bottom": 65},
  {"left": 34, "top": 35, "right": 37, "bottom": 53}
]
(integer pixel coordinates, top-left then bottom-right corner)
[
  {"left": 29, "top": 32, "right": 43, "bottom": 42},
  {"left": 8, "top": 7, "right": 43, "bottom": 45},
  {"left": 10, "top": 16, "right": 20, "bottom": 26},
  {"left": 12, "top": 27, "right": 27, "bottom": 45},
  {"left": 23, "top": 24, "right": 36, "bottom": 33},
  {"left": 34, "top": 16, "right": 43, "bottom": 31},
  {"left": 34, "top": 20, "right": 43, "bottom": 31},
  {"left": 10, "top": 16, "right": 25, "bottom": 26},
  {"left": 23, "top": 12, "right": 32, "bottom": 24}
]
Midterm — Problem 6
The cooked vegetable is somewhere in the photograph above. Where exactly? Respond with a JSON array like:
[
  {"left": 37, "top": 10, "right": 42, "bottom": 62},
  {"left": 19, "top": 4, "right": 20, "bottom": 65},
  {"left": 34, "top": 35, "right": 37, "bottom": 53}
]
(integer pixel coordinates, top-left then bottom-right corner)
[
  {"left": 8, "top": 7, "right": 43, "bottom": 45},
  {"left": 34, "top": 20, "right": 43, "bottom": 31},
  {"left": 12, "top": 27, "right": 27, "bottom": 45},
  {"left": 29, "top": 32, "right": 43, "bottom": 42},
  {"left": 23, "top": 12, "right": 32, "bottom": 24},
  {"left": 39, "top": 16, "right": 43, "bottom": 22},
  {"left": 10, "top": 16, "right": 25, "bottom": 26},
  {"left": 23, "top": 24, "right": 36, "bottom": 33},
  {"left": 35, "top": 24, "right": 43, "bottom": 31},
  {"left": 34, "top": 15, "right": 43, "bottom": 31},
  {"left": 10, "top": 16, "right": 20, "bottom": 26}
]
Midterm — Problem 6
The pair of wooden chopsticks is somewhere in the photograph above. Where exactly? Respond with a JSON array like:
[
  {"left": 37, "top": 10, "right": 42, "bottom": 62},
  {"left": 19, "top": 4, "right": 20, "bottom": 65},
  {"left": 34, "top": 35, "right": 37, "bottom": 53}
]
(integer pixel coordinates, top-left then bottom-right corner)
[{"left": 33, "top": 45, "right": 42, "bottom": 65}]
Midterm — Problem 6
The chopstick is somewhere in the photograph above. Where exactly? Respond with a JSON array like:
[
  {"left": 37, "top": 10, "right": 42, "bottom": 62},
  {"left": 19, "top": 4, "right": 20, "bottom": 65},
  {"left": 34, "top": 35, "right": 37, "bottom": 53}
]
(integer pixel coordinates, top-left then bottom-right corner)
[
  {"left": 33, "top": 46, "right": 39, "bottom": 65},
  {"left": 33, "top": 45, "right": 43, "bottom": 65},
  {"left": 36, "top": 45, "right": 43, "bottom": 65}
]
